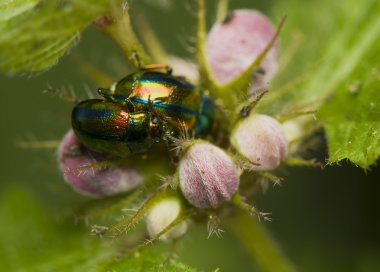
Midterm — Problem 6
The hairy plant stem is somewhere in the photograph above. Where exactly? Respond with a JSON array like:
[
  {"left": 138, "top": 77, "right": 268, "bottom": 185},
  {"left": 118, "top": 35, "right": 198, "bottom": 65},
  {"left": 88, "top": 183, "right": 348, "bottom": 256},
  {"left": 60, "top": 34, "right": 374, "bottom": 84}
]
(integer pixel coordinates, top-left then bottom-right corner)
[
  {"left": 95, "top": 1, "right": 150, "bottom": 68},
  {"left": 225, "top": 209, "right": 297, "bottom": 272},
  {"left": 196, "top": 0, "right": 217, "bottom": 89},
  {"left": 135, "top": 14, "right": 168, "bottom": 64},
  {"left": 217, "top": 16, "right": 287, "bottom": 94}
]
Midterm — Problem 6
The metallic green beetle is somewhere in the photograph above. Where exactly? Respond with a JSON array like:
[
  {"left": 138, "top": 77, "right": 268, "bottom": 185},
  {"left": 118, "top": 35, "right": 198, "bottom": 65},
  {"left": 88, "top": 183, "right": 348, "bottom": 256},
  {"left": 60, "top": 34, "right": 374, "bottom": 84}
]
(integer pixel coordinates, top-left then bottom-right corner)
[{"left": 72, "top": 65, "right": 218, "bottom": 156}]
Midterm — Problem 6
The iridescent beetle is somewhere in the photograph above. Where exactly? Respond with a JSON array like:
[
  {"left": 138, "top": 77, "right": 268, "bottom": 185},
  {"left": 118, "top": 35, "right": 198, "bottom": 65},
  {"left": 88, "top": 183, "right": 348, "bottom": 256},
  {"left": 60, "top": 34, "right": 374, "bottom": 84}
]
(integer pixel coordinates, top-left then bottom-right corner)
[{"left": 72, "top": 65, "right": 218, "bottom": 156}]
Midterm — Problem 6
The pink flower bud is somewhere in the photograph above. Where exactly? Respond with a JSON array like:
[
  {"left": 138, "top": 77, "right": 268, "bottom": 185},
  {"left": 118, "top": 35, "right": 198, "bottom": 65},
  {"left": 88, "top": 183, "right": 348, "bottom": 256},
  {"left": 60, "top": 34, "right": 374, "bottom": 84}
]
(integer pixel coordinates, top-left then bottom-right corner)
[
  {"left": 231, "top": 114, "right": 287, "bottom": 171},
  {"left": 146, "top": 197, "right": 188, "bottom": 242},
  {"left": 179, "top": 142, "right": 239, "bottom": 208},
  {"left": 58, "top": 130, "right": 143, "bottom": 197},
  {"left": 206, "top": 10, "right": 279, "bottom": 92},
  {"left": 167, "top": 55, "right": 199, "bottom": 83}
]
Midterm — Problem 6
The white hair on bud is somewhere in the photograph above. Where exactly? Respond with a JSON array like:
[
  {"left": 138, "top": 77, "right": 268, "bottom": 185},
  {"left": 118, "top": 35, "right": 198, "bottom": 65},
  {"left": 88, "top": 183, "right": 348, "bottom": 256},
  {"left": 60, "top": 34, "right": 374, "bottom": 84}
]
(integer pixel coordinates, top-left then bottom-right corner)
[
  {"left": 206, "top": 9, "right": 279, "bottom": 93},
  {"left": 58, "top": 130, "right": 143, "bottom": 197},
  {"left": 231, "top": 114, "right": 287, "bottom": 171},
  {"left": 146, "top": 198, "right": 188, "bottom": 242},
  {"left": 179, "top": 143, "right": 240, "bottom": 208}
]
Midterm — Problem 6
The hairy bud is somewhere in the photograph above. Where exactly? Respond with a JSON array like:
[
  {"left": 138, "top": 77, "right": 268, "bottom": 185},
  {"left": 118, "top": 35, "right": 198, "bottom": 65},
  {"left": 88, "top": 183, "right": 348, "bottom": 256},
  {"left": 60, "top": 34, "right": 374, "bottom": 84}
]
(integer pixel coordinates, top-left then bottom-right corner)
[
  {"left": 231, "top": 114, "right": 287, "bottom": 170},
  {"left": 58, "top": 130, "right": 143, "bottom": 197},
  {"left": 206, "top": 9, "right": 279, "bottom": 92},
  {"left": 167, "top": 55, "right": 199, "bottom": 83},
  {"left": 146, "top": 197, "right": 188, "bottom": 242},
  {"left": 179, "top": 142, "right": 240, "bottom": 208}
]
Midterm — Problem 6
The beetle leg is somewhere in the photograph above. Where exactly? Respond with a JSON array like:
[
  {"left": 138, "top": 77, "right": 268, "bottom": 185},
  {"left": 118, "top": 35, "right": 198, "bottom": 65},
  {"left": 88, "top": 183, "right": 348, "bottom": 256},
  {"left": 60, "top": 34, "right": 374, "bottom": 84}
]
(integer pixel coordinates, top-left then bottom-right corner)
[
  {"left": 147, "top": 100, "right": 163, "bottom": 121},
  {"left": 131, "top": 51, "right": 173, "bottom": 73},
  {"left": 98, "top": 88, "right": 116, "bottom": 101},
  {"left": 147, "top": 95, "right": 159, "bottom": 117},
  {"left": 161, "top": 129, "right": 180, "bottom": 165},
  {"left": 147, "top": 95, "right": 172, "bottom": 123},
  {"left": 126, "top": 98, "right": 136, "bottom": 112},
  {"left": 141, "top": 64, "right": 173, "bottom": 74}
]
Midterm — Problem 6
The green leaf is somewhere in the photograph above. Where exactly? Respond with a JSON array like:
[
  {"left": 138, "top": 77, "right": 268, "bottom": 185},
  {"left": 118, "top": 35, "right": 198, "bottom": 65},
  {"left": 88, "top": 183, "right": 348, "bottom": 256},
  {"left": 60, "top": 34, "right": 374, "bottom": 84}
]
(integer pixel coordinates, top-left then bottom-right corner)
[
  {"left": 0, "top": 0, "right": 39, "bottom": 22},
  {"left": 104, "top": 247, "right": 200, "bottom": 272},
  {"left": 310, "top": 0, "right": 380, "bottom": 168},
  {"left": 317, "top": 39, "right": 380, "bottom": 168},
  {"left": 262, "top": 0, "right": 380, "bottom": 169},
  {"left": 295, "top": 0, "right": 380, "bottom": 106},
  {"left": 0, "top": 187, "right": 199, "bottom": 271},
  {"left": 0, "top": 186, "right": 112, "bottom": 271},
  {"left": 0, "top": 0, "right": 110, "bottom": 74}
]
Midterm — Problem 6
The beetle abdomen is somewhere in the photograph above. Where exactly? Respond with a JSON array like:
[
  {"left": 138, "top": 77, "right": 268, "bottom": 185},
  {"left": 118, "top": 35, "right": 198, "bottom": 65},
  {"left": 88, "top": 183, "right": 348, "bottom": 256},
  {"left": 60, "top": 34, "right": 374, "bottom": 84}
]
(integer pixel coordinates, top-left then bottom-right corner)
[{"left": 72, "top": 99, "right": 154, "bottom": 155}]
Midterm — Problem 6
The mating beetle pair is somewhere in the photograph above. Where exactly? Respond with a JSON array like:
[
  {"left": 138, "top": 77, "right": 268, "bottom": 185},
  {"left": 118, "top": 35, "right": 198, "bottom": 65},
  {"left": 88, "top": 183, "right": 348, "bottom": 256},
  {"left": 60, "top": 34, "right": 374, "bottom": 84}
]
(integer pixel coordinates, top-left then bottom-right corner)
[{"left": 72, "top": 65, "right": 217, "bottom": 156}]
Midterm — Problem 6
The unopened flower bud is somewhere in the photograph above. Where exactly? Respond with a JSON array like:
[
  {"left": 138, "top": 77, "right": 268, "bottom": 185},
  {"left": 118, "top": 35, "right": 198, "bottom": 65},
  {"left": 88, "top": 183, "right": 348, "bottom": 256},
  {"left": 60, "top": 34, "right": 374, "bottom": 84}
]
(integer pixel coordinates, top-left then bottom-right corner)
[
  {"left": 282, "top": 115, "right": 315, "bottom": 143},
  {"left": 206, "top": 10, "right": 279, "bottom": 92},
  {"left": 231, "top": 114, "right": 287, "bottom": 171},
  {"left": 282, "top": 119, "right": 304, "bottom": 144},
  {"left": 282, "top": 115, "right": 315, "bottom": 153},
  {"left": 58, "top": 130, "right": 143, "bottom": 197},
  {"left": 179, "top": 142, "right": 240, "bottom": 208},
  {"left": 146, "top": 197, "right": 188, "bottom": 242},
  {"left": 167, "top": 55, "right": 199, "bottom": 83}
]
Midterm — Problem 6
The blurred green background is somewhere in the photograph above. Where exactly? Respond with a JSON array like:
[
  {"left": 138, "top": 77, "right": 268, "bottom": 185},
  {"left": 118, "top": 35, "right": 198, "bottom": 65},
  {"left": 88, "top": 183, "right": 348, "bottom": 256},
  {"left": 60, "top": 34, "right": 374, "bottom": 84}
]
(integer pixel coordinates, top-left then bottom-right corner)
[{"left": 0, "top": 0, "right": 379, "bottom": 271}]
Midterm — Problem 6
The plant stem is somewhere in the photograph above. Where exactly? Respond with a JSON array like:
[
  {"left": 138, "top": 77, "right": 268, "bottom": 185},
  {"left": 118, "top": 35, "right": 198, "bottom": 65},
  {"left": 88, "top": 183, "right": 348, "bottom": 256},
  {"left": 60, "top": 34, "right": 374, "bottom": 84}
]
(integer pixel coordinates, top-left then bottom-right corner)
[
  {"left": 196, "top": 0, "right": 234, "bottom": 109},
  {"left": 218, "top": 16, "right": 287, "bottom": 94},
  {"left": 196, "top": 0, "right": 215, "bottom": 88},
  {"left": 216, "top": 0, "right": 229, "bottom": 22},
  {"left": 225, "top": 209, "right": 297, "bottom": 272},
  {"left": 94, "top": 1, "right": 150, "bottom": 68},
  {"left": 135, "top": 14, "right": 168, "bottom": 64}
]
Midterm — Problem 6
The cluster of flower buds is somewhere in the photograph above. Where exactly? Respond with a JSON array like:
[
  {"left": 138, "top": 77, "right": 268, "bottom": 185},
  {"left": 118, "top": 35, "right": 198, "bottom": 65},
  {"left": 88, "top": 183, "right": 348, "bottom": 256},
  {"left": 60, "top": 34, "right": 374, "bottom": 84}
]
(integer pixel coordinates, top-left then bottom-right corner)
[
  {"left": 175, "top": 10, "right": 286, "bottom": 208},
  {"left": 58, "top": 7, "right": 303, "bottom": 241}
]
